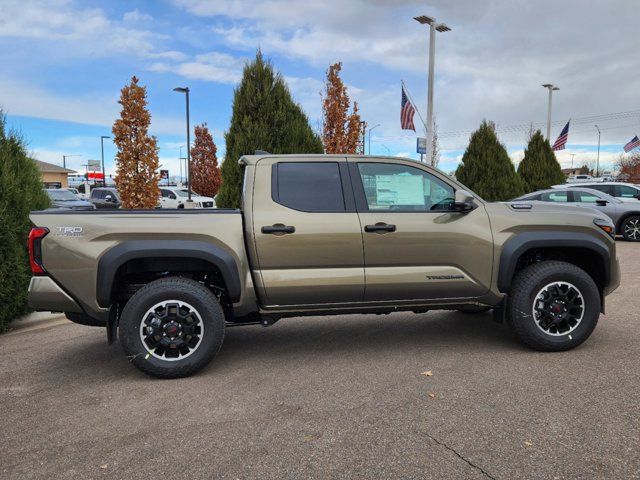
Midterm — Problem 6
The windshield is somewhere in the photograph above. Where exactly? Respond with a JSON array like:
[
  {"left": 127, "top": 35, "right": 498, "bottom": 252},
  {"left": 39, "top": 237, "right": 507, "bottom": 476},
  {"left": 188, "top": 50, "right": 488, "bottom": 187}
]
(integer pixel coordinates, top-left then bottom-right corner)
[{"left": 47, "top": 190, "right": 79, "bottom": 201}]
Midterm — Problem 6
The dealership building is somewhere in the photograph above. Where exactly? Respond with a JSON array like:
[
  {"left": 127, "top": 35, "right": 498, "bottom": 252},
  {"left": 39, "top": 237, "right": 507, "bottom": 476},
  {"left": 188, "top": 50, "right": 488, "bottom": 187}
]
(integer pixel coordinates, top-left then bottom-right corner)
[{"left": 35, "top": 160, "right": 76, "bottom": 188}]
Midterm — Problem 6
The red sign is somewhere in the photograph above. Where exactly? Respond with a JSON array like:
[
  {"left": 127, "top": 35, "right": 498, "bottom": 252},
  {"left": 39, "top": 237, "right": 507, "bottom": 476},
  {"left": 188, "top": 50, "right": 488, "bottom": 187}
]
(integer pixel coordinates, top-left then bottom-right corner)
[{"left": 88, "top": 172, "right": 104, "bottom": 180}]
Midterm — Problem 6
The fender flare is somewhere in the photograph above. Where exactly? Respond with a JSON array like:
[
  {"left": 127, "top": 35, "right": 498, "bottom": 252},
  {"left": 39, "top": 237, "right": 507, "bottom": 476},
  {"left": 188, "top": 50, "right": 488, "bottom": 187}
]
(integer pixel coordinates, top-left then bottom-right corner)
[
  {"left": 96, "top": 240, "right": 242, "bottom": 307},
  {"left": 497, "top": 231, "right": 611, "bottom": 293}
]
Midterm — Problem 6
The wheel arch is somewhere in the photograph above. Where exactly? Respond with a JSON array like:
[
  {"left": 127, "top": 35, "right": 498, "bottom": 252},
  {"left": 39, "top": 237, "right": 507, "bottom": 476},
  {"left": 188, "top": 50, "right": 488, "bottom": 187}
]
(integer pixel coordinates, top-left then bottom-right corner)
[
  {"left": 96, "top": 240, "right": 242, "bottom": 308},
  {"left": 497, "top": 231, "right": 611, "bottom": 296}
]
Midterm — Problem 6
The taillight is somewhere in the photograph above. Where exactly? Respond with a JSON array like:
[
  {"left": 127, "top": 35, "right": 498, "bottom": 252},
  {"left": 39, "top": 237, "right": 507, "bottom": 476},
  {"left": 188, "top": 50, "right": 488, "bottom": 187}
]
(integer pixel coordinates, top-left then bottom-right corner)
[{"left": 28, "top": 227, "right": 49, "bottom": 275}]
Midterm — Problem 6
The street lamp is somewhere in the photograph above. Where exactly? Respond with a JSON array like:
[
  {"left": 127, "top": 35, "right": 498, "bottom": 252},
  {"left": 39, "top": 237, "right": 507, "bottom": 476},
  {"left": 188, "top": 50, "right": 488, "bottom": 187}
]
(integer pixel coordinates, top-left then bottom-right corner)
[
  {"left": 100, "top": 136, "right": 110, "bottom": 186},
  {"left": 173, "top": 86, "right": 192, "bottom": 204},
  {"left": 542, "top": 84, "right": 559, "bottom": 140},
  {"left": 178, "top": 145, "right": 186, "bottom": 183},
  {"left": 595, "top": 125, "right": 601, "bottom": 177},
  {"left": 368, "top": 123, "right": 380, "bottom": 155},
  {"left": 414, "top": 14, "right": 451, "bottom": 162},
  {"left": 62, "top": 154, "right": 80, "bottom": 169}
]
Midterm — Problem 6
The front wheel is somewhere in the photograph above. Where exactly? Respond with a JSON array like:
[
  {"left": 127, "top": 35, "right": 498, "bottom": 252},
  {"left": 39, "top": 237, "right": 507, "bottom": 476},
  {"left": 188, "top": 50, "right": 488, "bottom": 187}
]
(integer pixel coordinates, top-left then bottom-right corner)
[
  {"left": 507, "top": 261, "right": 600, "bottom": 351},
  {"left": 621, "top": 215, "right": 640, "bottom": 241},
  {"left": 119, "top": 277, "right": 225, "bottom": 378}
]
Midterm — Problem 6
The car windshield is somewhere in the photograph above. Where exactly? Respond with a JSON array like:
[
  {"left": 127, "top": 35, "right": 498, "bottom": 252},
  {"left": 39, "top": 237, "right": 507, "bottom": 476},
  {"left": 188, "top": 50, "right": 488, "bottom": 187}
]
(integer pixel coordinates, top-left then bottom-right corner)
[{"left": 47, "top": 190, "right": 78, "bottom": 201}]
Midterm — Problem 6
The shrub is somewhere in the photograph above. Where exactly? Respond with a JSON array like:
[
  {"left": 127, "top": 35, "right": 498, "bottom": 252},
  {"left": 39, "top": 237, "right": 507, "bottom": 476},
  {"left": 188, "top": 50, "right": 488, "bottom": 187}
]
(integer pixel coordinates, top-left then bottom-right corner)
[{"left": 0, "top": 113, "right": 50, "bottom": 331}]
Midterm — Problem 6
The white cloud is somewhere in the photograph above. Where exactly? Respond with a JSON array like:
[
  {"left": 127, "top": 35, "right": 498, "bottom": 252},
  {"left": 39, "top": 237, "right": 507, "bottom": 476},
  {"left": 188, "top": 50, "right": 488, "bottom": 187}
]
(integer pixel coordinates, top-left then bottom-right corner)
[
  {"left": 123, "top": 9, "right": 153, "bottom": 24},
  {"left": 148, "top": 52, "right": 246, "bottom": 84}
]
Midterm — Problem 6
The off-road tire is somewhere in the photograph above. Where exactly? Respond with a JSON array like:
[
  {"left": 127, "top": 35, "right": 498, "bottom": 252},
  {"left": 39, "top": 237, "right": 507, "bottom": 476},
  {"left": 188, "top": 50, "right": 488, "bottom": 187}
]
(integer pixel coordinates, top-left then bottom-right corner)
[
  {"left": 65, "top": 312, "right": 106, "bottom": 327},
  {"left": 457, "top": 305, "right": 492, "bottom": 314},
  {"left": 507, "top": 261, "right": 600, "bottom": 352},
  {"left": 621, "top": 215, "right": 640, "bottom": 241},
  {"left": 119, "top": 277, "right": 225, "bottom": 378}
]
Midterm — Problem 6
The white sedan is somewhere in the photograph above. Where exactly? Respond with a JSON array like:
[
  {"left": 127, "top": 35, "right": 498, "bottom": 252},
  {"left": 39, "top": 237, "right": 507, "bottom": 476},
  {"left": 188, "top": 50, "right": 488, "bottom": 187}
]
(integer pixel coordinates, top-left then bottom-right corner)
[{"left": 159, "top": 187, "right": 216, "bottom": 209}]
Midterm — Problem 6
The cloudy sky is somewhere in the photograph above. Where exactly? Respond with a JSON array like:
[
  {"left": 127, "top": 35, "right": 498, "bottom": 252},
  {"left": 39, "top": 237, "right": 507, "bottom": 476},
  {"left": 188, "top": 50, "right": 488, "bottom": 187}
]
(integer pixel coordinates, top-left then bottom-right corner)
[{"left": 1, "top": 0, "right": 639, "bottom": 178}]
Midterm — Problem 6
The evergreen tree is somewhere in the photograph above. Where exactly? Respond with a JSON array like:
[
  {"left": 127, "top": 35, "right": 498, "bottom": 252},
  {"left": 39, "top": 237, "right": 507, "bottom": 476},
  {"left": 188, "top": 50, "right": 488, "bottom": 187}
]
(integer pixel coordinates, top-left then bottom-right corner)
[
  {"left": 0, "top": 112, "right": 50, "bottom": 331},
  {"left": 112, "top": 76, "right": 160, "bottom": 209},
  {"left": 518, "top": 130, "right": 565, "bottom": 192},
  {"left": 216, "top": 52, "right": 323, "bottom": 208},
  {"left": 455, "top": 121, "right": 524, "bottom": 201}
]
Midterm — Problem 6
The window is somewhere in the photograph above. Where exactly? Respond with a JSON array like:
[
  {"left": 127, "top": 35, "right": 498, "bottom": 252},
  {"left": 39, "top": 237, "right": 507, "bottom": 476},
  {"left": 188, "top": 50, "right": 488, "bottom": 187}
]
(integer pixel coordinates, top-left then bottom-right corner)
[
  {"left": 91, "top": 189, "right": 103, "bottom": 199},
  {"left": 356, "top": 163, "right": 454, "bottom": 212},
  {"left": 274, "top": 162, "right": 345, "bottom": 212},
  {"left": 615, "top": 185, "right": 639, "bottom": 198},
  {"left": 572, "top": 191, "right": 601, "bottom": 203},
  {"left": 540, "top": 191, "right": 569, "bottom": 202}
]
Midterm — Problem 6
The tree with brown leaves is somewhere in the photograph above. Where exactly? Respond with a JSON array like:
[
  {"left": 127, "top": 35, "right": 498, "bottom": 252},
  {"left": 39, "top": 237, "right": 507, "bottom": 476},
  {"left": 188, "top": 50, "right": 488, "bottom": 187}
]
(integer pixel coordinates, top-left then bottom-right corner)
[
  {"left": 322, "top": 62, "right": 362, "bottom": 154},
  {"left": 191, "top": 123, "right": 221, "bottom": 197},
  {"left": 112, "top": 76, "right": 160, "bottom": 209},
  {"left": 617, "top": 152, "right": 640, "bottom": 183}
]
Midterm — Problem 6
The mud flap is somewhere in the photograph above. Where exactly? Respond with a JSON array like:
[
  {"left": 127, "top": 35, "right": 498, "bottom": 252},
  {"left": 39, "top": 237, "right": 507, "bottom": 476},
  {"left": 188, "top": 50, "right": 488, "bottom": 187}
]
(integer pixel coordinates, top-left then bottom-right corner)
[
  {"left": 492, "top": 296, "right": 508, "bottom": 324},
  {"left": 106, "top": 305, "right": 119, "bottom": 345}
]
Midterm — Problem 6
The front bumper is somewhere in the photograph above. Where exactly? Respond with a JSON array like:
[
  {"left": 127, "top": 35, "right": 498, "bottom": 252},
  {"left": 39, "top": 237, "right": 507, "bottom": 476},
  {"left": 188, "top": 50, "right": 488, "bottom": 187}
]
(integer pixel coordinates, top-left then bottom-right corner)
[{"left": 28, "top": 277, "right": 83, "bottom": 313}]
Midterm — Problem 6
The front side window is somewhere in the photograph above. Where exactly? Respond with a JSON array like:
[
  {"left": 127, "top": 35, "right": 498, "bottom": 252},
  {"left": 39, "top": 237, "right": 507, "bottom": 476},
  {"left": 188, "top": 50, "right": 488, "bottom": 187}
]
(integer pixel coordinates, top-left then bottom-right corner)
[
  {"left": 540, "top": 191, "right": 569, "bottom": 202},
  {"left": 357, "top": 163, "right": 454, "bottom": 211},
  {"left": 615, "top": 185, "right": 638, "bottom": 198},
  {"left": 572, "top": 191, "right": 601, "bottom": 203},
  {"left": 274, "top": 162, "right": 345, "bottom": 212}
]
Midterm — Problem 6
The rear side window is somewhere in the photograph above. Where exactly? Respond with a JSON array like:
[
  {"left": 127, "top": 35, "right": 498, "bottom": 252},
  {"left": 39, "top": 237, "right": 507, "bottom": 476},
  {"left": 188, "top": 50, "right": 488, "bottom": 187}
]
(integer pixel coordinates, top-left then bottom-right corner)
[
  {"left": 274, "top": 162, "right": 345, "bottom": 212},
  {"left": 540, "top": 191, "right": 569, "bottom": 202},
  {"left": 573, "top": 191, "right": 600, "bottom": 203},
  {"left": 91, "top": 190, "right": 102, "bottom": 199}
]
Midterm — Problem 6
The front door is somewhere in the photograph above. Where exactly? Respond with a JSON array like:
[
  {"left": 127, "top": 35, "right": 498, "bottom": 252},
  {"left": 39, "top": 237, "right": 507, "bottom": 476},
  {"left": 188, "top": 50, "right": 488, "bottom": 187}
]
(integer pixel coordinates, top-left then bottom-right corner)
[
  {"left": 349, "top": 159, "right": 493, "bottom": 302},
  {"left": 252, "top": 158, "right": 365, "bottom": 307}
]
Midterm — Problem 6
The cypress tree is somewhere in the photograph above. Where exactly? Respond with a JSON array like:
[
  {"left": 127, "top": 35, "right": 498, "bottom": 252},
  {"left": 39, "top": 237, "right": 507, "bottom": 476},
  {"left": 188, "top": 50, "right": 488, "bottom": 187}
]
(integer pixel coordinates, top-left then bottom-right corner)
[
  {"left": 216, "top": 52, "right": 323, "bottom": 208},
  {"left": 518, "top": 130, "right": 565, "bottom": 192},
  {"left": 0, "top": 112, "right": 50, "bottom": 331},
  {"left": 455, "top": 121, "right": 524, "bottom": 201}
]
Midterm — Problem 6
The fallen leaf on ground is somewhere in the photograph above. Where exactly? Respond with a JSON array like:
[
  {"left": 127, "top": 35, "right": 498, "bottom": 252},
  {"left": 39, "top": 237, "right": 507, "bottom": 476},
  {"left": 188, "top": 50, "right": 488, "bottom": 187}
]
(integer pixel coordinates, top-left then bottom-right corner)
[
  {"left": 99, "top": 464, "right": 108, "bottom": 469},
  {"left": 421, "top": 371, "right": 433, "bottom": 377},
  {"left": 428, "top": 392, "right": 436, "bottom": 399},
  {"left": 523, "top": 441, "right": 533, "bottom": 448}
]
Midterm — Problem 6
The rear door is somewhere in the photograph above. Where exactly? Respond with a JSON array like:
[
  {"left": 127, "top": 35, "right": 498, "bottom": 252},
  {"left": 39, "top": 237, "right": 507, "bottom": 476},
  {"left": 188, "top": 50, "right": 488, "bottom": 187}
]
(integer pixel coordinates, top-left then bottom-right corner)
[
  {"left": 251, "top": 157, "right": 364, "bottom": 306},
  {"left": 349, "top": 158, "right": 493, "bottom": 302}
]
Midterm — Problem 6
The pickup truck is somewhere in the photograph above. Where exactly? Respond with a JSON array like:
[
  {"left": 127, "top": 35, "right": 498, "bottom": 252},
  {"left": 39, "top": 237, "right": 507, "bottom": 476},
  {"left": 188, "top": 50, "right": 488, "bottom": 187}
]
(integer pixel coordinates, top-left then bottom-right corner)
[{"left": 28, "top": 154, "right": 620, "bottom": 378}]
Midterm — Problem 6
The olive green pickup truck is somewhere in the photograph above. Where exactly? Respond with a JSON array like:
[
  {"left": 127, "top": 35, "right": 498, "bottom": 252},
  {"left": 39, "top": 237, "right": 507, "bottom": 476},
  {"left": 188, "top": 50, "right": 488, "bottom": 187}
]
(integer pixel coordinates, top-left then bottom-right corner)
[{"left": 28, "top": 154, "right": 620, "bottom": 378}]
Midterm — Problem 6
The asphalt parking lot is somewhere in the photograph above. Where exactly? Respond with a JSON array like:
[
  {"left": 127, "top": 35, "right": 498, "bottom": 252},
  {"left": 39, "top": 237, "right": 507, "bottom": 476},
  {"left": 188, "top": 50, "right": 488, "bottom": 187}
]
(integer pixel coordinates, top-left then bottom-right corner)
[{"left": 1, "top": 242, "right": 639, "bottom": 480}]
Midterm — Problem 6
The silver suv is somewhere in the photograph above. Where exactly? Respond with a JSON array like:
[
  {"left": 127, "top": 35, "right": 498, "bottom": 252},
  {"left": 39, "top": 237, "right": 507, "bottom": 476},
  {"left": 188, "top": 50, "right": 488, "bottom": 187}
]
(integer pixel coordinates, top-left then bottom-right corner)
[{"left": 552, "top": 182, "right": 640, "bottom": 203}]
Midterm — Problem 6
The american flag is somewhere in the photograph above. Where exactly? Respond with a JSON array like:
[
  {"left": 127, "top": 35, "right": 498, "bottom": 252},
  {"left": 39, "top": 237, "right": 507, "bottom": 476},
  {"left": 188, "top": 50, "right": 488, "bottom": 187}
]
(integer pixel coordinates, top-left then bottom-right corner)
[
  {"left": 552, "top": 120, "right": 570, "bottom": 151},
  {"left": 623, "top": 135, "right": 640, "bottom": 153},
  {"left": 401, "top": 85, "right": 416, "bottom": 131}
]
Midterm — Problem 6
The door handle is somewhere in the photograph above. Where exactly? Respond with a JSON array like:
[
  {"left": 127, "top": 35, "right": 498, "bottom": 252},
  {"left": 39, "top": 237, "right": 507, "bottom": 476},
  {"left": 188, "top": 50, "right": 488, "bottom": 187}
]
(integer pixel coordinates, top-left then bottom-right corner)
[
  {"left": 261, "top": 224, "right": 296, "bottom": 234},
  {"left": 364, "top": 222, "right": 396, "bottom": 233}
]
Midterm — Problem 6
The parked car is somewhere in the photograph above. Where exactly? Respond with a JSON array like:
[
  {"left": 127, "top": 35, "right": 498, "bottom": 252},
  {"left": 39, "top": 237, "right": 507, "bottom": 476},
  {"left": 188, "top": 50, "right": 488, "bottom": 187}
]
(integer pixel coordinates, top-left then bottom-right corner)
[
  {"left": 552, "top": 182, "right": 640, "bottom": 203},
  {"left": 514, "top": 187, "right": 640, "bottom": 241},
  {"left": 28, "top": 154, "right": 620, "bottom": 378},
  {"left": 45, "top": 188, "right": 95, "bottom": 211},
  {"left": 566, "top": 174, "right": 594, "bottom": 183},
  {"left": 90, "top": 187, "right": 121, "bottom": 209},
  {"left": 159, "top": 187, "right": 216, "bottom": 209}
]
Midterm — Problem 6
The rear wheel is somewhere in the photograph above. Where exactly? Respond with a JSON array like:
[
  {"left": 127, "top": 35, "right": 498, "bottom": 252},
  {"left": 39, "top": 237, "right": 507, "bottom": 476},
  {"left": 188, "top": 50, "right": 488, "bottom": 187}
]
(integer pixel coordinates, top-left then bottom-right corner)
[
  {"left": 621, "top": 215, "right": 640, "bottom": 241},
  {"left": 119, "top": 277, "right": 225, "bottom": 378},
  {"left": 507, "top": 261, "right": 600, "bottom": 351}
]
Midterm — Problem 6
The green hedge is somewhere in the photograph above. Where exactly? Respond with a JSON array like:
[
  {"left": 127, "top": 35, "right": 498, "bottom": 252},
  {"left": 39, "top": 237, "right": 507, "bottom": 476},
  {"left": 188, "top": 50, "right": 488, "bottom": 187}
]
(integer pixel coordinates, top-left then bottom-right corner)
[{"left": 0, "top": 113, "right": 50, "bottom": 331}]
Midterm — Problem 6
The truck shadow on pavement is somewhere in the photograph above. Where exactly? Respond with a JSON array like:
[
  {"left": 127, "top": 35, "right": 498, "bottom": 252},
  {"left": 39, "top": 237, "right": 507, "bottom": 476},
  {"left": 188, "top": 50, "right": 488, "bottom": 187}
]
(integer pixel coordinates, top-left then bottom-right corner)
[{"left": 55, "top": 310, "right": 519, "bottom": 379}]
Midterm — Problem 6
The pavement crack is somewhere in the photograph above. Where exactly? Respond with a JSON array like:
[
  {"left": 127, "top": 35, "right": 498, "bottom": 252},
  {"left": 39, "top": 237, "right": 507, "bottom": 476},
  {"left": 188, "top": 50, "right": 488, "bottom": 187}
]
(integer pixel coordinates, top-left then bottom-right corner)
[{"left": 423, "top": 432, "right": 497, "bottom": 480}]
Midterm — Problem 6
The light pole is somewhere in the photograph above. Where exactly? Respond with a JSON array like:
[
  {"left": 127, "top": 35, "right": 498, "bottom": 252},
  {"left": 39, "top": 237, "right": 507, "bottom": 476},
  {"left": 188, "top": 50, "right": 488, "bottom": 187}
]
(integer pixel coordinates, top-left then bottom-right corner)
[
  {"left": 595, "top": 125, "right": 601, "bottom": 177},
  {"left": 62, "top": 154, "right": 80, "bottom": 169},
  {"left": 100, "top": 136, "right": 110, "bottom": 186},
  {"left": 542, "top": 84, "right": 559, "bottom": 140},
  {"left": 570, "top": 153, "right": 576, "bottom": 168},
  {"left": 368, "top": 123, "right": 380, "bottom": 155},
  {"left": 178, "top": 145, "right": 186, "bottom": 183},
  {"left": 414, "top": 14, "right": 450, "bottom": 163},
  {"left": 173, "top": 87, "right": 192, "bottom": 204}
]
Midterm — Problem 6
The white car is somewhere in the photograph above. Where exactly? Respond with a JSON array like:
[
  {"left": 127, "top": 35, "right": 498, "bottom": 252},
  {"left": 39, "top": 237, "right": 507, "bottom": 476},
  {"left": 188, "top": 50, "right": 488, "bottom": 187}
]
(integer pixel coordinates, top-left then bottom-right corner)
[
  {"left": 159, "top": 187, "right": 216, "bottom": 209},
  {"left": 552, "top": 182, "right": 640, "bottom": 203},
  {"left": 566, "top": 174, "right": 594, "bottom": 183}
]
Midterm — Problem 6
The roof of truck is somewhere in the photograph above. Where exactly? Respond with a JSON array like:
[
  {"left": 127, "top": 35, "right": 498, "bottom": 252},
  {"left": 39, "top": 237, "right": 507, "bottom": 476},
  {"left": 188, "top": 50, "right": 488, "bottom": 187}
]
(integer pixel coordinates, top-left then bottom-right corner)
[{"left": 239, "top": 154, "right": 424, "bottom": 166}]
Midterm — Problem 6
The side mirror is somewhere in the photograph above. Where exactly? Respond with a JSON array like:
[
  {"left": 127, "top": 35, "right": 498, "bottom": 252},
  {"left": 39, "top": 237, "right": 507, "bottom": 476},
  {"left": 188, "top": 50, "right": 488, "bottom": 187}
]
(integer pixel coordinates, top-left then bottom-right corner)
[
  {"left": 104, "top": 194, "right": 112, "bottom": 202},
  {"left": 634, "top": 193, "right": 640, "bottom": 200},
  {"left": 453, "top": 189, "right": 475, "bottom": 212},
  {"left": 596, "top": 199, "right": 608, "bottom": 206}
]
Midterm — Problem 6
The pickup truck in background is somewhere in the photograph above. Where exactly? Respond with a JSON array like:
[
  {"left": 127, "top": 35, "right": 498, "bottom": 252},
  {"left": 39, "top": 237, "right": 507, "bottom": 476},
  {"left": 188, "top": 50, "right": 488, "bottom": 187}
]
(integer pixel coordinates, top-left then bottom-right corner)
[{"left": 28, "top": 154, "right": 620, "bottom": 378}]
